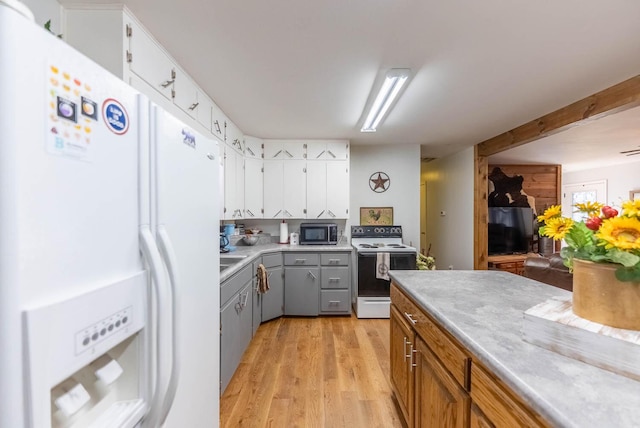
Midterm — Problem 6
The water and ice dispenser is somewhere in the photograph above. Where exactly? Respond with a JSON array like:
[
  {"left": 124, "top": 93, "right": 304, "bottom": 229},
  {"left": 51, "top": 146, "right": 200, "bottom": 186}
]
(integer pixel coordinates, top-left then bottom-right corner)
[{"left": 23, "top": 272, "right": 148, "bottom": 428}]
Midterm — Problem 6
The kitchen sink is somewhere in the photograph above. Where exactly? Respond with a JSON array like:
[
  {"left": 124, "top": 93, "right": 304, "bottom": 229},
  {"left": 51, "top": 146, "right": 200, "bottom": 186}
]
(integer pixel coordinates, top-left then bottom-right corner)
[{"left": 219, "top": 254, "right": 247, "bottom": 272}]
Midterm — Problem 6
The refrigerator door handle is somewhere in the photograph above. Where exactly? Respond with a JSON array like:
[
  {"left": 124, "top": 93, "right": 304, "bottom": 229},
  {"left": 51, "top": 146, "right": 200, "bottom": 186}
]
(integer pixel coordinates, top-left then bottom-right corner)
[
  {"left": 139, "top": 226, "right": 171, "bottom": 428},
  {"left": 156, "top": 225, "right": 181, "bottom": 424}
]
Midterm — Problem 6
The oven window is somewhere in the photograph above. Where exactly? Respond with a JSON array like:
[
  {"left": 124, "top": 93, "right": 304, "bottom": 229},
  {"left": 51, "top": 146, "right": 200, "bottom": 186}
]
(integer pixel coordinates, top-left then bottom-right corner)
[{"left": 357, "top": 252, "right": 416, "bottom": 297}]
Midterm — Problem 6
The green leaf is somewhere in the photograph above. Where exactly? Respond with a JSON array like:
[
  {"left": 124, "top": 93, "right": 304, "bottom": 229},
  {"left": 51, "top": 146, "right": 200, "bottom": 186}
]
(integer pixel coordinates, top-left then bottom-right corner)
[
  {"left": 608, "top": 249, "right": 640, "bottom": 267},
  {"left": 44, "top": 19, "right": 52, "bottom": 32},
  {"left": 615, "top": 266, "right": 640, "bottom": 282}
]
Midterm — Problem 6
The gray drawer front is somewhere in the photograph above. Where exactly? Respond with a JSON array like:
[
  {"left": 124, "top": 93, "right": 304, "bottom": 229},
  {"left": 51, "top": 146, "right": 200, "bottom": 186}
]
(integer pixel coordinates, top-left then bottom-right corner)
[
  {"left": 321, "top": 267, "right": 349, "bottom": 289},
  {"left": 320, "top": 290, "right": 350, "bottom": 313},
  {"left": 284, "top": 253, "right": 319, "bottom": 266},
  {"left": 220, "top": 264, "right": 253, "bottom": 306},
  {"left": 262, "top": 252, "right": 282, "bottom": 268},
  {"left": 320, "top": 253, "right": 350, "bottom": 266}
]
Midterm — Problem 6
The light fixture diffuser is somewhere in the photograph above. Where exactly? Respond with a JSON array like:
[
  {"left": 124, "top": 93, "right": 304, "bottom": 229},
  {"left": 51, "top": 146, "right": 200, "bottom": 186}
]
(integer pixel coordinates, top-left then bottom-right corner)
[{"left": 361, "top": 68, "right": 411, "bottom": 132}]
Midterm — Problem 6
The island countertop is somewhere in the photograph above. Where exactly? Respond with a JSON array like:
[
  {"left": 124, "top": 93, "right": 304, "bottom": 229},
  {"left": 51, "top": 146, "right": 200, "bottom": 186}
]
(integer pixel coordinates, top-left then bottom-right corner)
[{"left": 389, "top": 270, "right": 640, "bottom": 428}]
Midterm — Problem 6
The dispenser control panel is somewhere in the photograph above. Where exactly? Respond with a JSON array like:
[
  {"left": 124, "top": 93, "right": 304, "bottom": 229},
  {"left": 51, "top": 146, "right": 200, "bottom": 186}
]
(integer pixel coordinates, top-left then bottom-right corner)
[{"left": 75, "top": 306, "right": 133, "bottom": 355}]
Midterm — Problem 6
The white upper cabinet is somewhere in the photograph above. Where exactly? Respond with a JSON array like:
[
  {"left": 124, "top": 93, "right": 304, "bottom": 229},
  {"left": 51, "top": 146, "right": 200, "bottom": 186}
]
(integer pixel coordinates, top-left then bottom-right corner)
[
  {"left": 64, "top": 5, "right": 218, "bottom": 139},
  {"left": 306, "top": 160, "right": 349, "bottom": 219},
  {"left": 211, "top": 103, "right": 226, "bottom": 142},
  {"left": 126, "top": 17, "right": 175, "bottom": 101},
  {"left": 244, "top": 158, "right": 263, "bottom": 219},
  {"left": 173, "top": 68, "right": 212, "bottom": 132},
  {"left": 222, "top": 144, "right": 244, "bottom": 220},
  {"left": 263, "top": 140, "right": 306, "bottom": 160},
  {"left": 325, "top": 161, "right": 349, "bottom": 218},
  {"left": 225, "top": 120, "right": 244, "bottom": 155},
  {"left": 244, "top": 136, "right": 263, "bottom": 219},
  {"left": 306, "top": 140, "right": 349, "bottom": 160},
  {"left": 244, "top": 136, "right": 263, "bottom": 159},
  {"left": 263, "top": 160, "right": 306, "bottom": 219}
]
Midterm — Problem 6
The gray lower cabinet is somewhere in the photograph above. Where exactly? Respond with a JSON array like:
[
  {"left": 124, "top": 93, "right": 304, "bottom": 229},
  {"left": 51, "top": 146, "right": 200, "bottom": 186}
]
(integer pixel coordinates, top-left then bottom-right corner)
[
  {"left": 251, "top": 256, "right": 262, "bottom": 336},
  {"left": 220, "top": 249, "right": 352, "bottom": 392},
  {"left": 319, "top": 252, "right": 351, "bottom": 315},
  {"left": 284, "top": 253, "right": 320, "bottom": 316},
  {"left": 261, "top": 252, "right": 284, "bottom": 322},
  {"left": 220, "top": 264, "right": 253, "bottom": 393}
]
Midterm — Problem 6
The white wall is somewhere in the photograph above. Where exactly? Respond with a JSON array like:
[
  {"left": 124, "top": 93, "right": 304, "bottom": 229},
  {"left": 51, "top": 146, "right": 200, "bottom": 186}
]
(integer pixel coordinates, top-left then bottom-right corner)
[
  {"left": 21, "top": 0, "right": 63, "bottom": 34},
  {"left": 424, "top": 147, "right": 475, "bottom": 270},
  {"left": 349, "top": 144, "right": 421, "bottom": 248},
  {"left": 564, "top": 160, "right": 640, "bottom": 208}
]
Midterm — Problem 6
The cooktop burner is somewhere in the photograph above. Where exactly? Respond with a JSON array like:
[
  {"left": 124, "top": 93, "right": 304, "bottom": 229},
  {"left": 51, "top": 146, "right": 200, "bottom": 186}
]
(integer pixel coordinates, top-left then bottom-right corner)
[
  {"left": 351, "top": 225, "right": 416, "bottom": 253},
  {"left": 358, "top": 243, "right": 408, "bottom": 249}
]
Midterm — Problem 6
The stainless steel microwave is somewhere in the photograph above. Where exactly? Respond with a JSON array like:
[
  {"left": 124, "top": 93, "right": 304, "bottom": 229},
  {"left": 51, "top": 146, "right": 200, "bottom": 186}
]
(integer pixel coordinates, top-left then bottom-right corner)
[{"left": 299, "top": 223, "right": 338, "bottom": 245}]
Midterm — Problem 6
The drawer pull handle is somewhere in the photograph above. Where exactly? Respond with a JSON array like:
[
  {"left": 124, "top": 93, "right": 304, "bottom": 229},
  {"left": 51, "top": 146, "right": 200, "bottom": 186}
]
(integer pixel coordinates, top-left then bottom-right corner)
[
  {"left": 411, "top": 346, "right": 417, "bottom": 370},
  {"left": 329, "top": 259, "right": 340, "bottom": 263},
  {"left": 404, "top": 337, "right": 411, "bottom": 361},
  {"left": 404, "top": 312, "right": 417, "bottom": 324},
  {"left": 329, "top": 300, "right": 340, "bottom": 305},
  {"left": 329, "top": 278, "right": 340, "bottom": 282}
]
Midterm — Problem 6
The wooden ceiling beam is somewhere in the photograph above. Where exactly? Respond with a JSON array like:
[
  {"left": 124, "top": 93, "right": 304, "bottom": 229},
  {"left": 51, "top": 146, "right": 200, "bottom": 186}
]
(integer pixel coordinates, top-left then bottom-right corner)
[{"left": 477, "top": 74, "right": 640, "bottom": 157}]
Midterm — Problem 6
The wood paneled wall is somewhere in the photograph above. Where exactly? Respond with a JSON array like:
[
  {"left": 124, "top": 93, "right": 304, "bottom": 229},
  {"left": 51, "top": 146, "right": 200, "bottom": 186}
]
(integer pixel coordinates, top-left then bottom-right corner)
[
  {"left": 474, "top": 74, "right": 640, "bottom": 270},
  {"left": 488, "top": 164, "right": 561, "bottom": 215}
]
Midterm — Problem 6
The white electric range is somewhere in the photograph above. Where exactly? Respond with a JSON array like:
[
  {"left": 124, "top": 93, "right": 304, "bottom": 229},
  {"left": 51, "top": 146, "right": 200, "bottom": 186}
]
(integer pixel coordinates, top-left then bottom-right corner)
[{"left": 351, "top": 226, "right": 417, "bottom": 318}]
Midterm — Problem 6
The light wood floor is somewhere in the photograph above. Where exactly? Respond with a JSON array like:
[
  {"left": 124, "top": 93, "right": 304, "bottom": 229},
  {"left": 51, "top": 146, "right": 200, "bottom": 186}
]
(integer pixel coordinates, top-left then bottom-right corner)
[{"left": 220, "top": 315, "right": 405, "bottom": 428}]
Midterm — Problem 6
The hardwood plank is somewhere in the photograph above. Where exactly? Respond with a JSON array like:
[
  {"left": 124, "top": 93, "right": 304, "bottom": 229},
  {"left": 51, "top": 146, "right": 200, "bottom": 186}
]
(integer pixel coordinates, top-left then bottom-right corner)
[{"left": 221, "top": 315, "right": 403, "bottom": 427}]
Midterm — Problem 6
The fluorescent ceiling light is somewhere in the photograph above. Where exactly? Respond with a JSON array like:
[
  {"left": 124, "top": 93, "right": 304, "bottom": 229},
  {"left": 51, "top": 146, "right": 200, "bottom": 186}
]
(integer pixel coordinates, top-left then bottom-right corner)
[{"left": 361, "top": 68, "right": 411, "bottom": 132}]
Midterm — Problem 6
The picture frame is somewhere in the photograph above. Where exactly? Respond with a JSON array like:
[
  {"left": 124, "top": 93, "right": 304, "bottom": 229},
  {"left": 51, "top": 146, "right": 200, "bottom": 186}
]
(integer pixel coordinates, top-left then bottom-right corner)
[
  {"left": 360, "top": 207, "right": 393, "bottom": 225},
  {"left": 630, "top": 189, "right": 640, "bottom": 201}
]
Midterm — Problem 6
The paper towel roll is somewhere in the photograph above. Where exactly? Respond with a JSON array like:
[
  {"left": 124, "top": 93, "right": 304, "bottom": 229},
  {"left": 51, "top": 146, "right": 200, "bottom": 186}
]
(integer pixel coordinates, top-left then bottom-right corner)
[{"left": 279, "top": 221, "right": 289, "bottom": 244}]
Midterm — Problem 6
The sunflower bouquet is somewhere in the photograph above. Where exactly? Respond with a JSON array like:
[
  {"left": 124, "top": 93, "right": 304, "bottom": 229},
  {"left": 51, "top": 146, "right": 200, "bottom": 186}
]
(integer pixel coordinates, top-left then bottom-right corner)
[{"left": 537, "top": 199, "right": 640, "bottom": 282}]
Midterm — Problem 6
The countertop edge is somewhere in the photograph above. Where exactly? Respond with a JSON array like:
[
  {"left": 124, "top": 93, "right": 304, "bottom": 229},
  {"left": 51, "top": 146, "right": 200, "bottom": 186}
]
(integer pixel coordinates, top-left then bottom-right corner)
[{"left": 220, "top": 243, "right": 354, "bottom": 282}]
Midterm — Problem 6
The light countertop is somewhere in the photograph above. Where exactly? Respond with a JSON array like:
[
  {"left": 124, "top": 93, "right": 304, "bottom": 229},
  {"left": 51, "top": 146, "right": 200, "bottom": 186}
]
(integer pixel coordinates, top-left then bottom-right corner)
[
  {"left": 389, "top": 270, "right": 640, "bottom": 428},
  {"left": 220, "top": 240, "right": 353, "bottom": 282}
]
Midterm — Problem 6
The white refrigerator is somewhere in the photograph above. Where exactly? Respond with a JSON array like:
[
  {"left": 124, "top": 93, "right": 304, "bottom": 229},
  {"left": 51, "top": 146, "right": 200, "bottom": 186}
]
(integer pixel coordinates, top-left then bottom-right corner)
[{"left": 0, "top": 3, "right": 220, "bottom": 427}]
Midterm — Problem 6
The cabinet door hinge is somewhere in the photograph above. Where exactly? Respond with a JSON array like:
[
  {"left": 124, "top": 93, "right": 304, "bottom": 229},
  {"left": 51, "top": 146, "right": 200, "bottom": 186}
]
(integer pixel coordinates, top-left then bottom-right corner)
[
  {"left": 126, "top": 51, "right": 132, "bottom": 63},
  {"left": 171, "top": 88, "right": 175, "bottom": 99},
  {"left": 125, "top": 24, "right": 132, "bottom": 37}
]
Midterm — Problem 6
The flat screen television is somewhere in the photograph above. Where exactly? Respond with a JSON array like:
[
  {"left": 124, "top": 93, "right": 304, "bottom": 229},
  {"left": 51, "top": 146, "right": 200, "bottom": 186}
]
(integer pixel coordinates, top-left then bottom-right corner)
[{"left": 488, "top": 207, "right": 534, "bottom": 255}]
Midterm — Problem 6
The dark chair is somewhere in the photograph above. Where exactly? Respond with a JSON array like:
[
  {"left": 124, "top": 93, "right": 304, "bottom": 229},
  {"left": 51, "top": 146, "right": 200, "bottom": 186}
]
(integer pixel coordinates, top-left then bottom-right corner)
[{"left": 522, "top": 253, "right": 573, "bottom": 291}]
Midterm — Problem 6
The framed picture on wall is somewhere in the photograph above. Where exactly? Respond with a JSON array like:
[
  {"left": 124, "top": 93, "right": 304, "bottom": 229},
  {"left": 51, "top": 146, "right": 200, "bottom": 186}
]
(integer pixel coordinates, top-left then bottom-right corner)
[
  {"left": 360, "top": 207, "right": 393, "bottom": 225},
  {"left": 630, "top": 189, "right": 640, "bottom": 201}
]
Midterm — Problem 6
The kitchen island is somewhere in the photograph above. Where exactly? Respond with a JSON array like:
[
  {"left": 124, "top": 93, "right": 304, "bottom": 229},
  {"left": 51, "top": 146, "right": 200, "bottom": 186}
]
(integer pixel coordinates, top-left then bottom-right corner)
[{"left": 389, "top": 270, "right": 640, "bottom": 428}]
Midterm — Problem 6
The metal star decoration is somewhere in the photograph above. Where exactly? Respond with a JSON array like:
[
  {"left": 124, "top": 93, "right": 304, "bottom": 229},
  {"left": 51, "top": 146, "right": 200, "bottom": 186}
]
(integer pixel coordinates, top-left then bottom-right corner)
[{"left": 369, "top": 172, "right": 390, "bottom": 193}]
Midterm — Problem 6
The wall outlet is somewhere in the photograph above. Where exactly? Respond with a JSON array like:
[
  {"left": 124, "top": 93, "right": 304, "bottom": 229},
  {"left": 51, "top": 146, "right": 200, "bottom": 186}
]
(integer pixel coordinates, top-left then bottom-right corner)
[{"left": 448, "top": 265, "right": 453, "bottom": 270}]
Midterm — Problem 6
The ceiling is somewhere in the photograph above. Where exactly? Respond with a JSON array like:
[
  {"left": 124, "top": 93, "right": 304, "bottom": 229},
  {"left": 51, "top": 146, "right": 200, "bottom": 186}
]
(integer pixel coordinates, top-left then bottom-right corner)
[{"left": 59, "top": 0, "right": 640, "bottom": 164}]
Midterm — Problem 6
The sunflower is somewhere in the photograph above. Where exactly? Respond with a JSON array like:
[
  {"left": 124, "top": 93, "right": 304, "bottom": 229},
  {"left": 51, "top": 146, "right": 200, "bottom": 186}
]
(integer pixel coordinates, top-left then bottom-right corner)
[
  {"left": 596, "top": 217, "right": 640, "bottom": 251},
  {"left": 621, "top": 199, "right": 640, "bottom": 218},
  {"left": 537, "top": 205, "right": 562, "bottom": 224},
  {"left": 541, "top": 217, "right": 574, "bottom": 240},
  {"left": 574, "top": 201, "right": 604, "bottom": 216}
]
